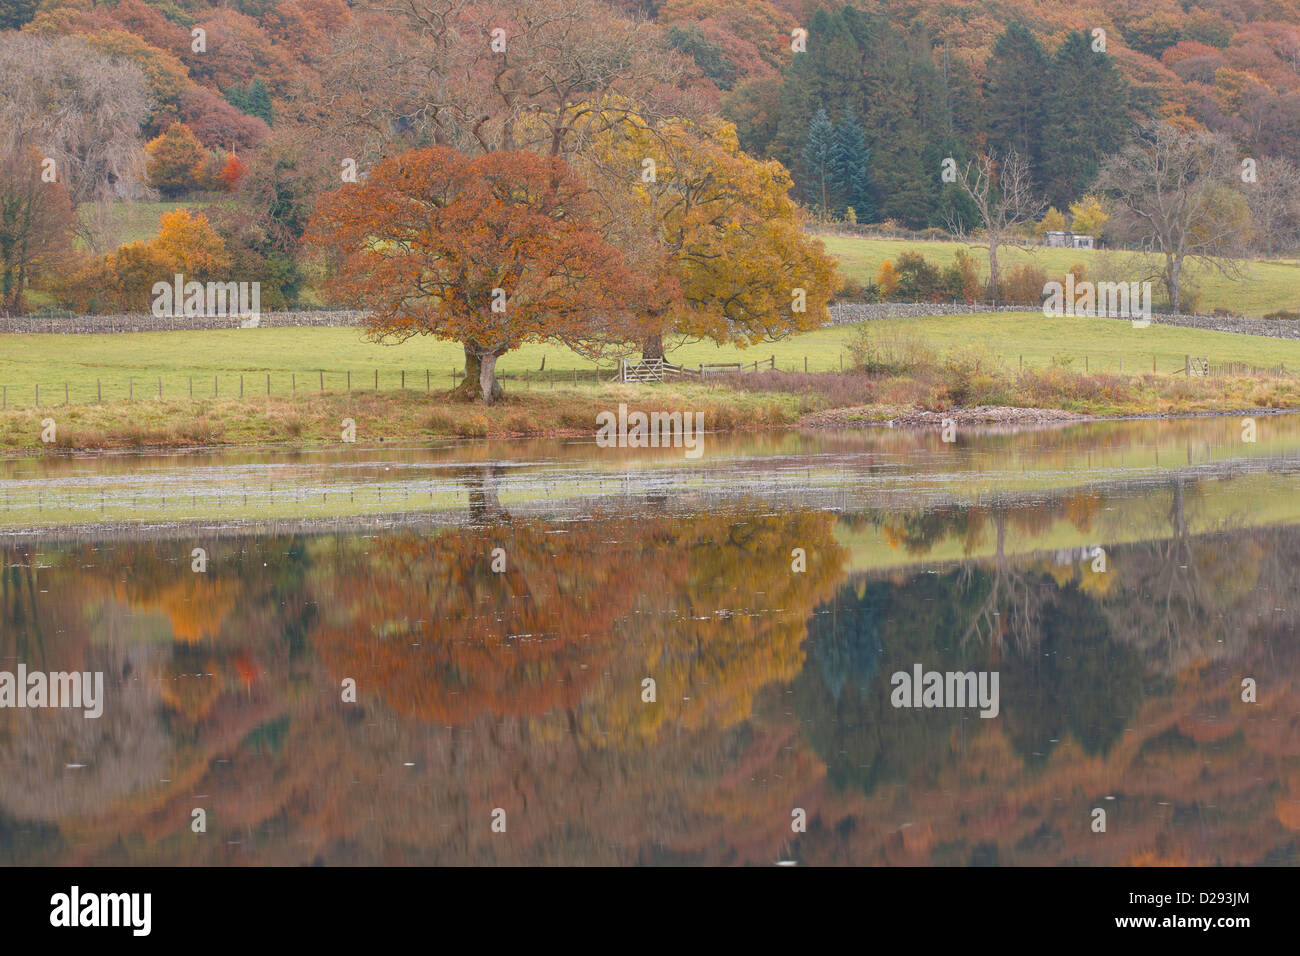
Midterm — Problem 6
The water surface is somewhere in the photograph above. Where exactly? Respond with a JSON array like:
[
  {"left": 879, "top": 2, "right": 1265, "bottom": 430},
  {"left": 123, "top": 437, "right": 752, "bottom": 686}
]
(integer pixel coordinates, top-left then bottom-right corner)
[{"left": 1, "top": 417, "right": 1297, "bottom": 864}]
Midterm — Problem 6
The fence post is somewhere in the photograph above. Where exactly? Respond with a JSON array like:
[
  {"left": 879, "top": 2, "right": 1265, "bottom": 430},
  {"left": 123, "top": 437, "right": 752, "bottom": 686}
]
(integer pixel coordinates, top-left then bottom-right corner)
[
  {"left": 401, "top": 370, "right": 405, "bottom": 392},
  {"left": 214, "top": 376, "right": 218, "bottom": 397},
  {"left": 374, "top": 369, "right": 378, "bottom": 391},
  {"left": 266, "top": 373, "right": 270, "bottom": 396},
  {"left": 320, "top": 370, "right": 324, "bottom": 392},
  {"left": 128, "top": 378, "right": 132, "bottom": 401},
  {"left": 65, "top": 383, "right": 69, "bottom": 405},
  {"left": 99, "top": 379, "right": 103, "bottom": 403},
  {"left": 426, "top": 369, "right": 430, "bottom": 392},
  {"left": 292, "top": 373, "right": 296, "bottom": 395},
  {"left": 347, "top": 370, "right": 351, "bottom": 392},
  {"left": 157, "top": 377, "right": 161, "bottom": 400},
  {"left": 1185, "top": 354, "right": 1190, "bottom": 376},
  {"left": 804, "top": 356, "right": 808, "bottom": 373},
  {"left": 1153, "top": 354, "right": 1156, "bottom": 373}
]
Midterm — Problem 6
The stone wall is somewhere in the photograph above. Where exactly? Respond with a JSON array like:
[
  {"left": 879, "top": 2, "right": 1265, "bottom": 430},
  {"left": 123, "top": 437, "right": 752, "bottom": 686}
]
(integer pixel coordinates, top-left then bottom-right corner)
[
  {"left": 5, "top": 303, "right": 1299, "bottom": 343},
  {"left": 0, "top": 310, "right": 366, "bottom": 334},
  {"left": 827, "top": 303, "right": 1300, "bottom": 340}
]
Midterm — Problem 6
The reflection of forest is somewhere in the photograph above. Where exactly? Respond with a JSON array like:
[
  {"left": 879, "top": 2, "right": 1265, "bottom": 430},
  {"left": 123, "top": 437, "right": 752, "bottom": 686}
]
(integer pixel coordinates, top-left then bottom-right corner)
[{"left": 0, "top": 477, "right": 1297, "bottom": 865}]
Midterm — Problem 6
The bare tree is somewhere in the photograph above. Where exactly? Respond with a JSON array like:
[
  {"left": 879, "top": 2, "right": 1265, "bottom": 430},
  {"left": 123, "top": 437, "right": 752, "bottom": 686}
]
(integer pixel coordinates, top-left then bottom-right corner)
[
  {"left": 1097, "top": 121, "right": 1248, "bottom": 313},
  {"left": 948, "top": 149, "right": 1045, "bottom": 306},
  {"left": 0, "top": 149, "right": 78, "bottom": 313},
  {"left": 0, "top": 34, "right": 151, "bottom": 207},
  {"left": 1242, "top": 155, "right": 1300, "bottom": 258},
  {"left": 312, "top": 0, "right": 692, "bottom": 163}
]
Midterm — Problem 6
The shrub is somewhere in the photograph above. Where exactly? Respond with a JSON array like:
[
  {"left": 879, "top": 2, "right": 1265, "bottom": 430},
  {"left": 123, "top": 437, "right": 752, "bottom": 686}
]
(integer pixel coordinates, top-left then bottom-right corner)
[
  {"left": 939, "top": 249, "right": 980, "bottom": 302},
  {"left": 847, "top": 323, "right": 937, "bottom": 374},
  {"left": 876, "top": 259, "right": 899, "bottom": 297},
  {"left": 995, "top": 263, "right": 1049, "bottom": 306},
  {"left": 942, "top": 346, "right": 1005, "bottom": 405},
  {"left": 894, "top": 251, "right": 944, "bottom": 301}
]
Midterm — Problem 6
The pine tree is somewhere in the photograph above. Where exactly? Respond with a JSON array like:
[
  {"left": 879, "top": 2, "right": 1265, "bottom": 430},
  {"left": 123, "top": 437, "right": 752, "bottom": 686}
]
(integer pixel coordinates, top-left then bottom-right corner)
[
  {"left": 984, "top": 24, "right": 1049, "bottom": 174},
  {"left": 1039, "top": 30, "right": 1129, "bottom": 207},
  {"left": 0, "top": 0, "right": 38, "bottom": 30},
  {"left": 800, "top": 108, "right": 836, "bottom": 217},
  {"left": 830, "top": 108, "right": 874, "bottom": 221},
  {"left": 226, "top": 79, "right": 273, "bottom": 126}
]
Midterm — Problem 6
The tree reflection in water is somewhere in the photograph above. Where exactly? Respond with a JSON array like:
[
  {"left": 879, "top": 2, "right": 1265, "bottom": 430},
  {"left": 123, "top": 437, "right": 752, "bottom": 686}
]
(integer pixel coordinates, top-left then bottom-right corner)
[{"left": 0, "top": 472, "right": 1297, "bottom": 865}]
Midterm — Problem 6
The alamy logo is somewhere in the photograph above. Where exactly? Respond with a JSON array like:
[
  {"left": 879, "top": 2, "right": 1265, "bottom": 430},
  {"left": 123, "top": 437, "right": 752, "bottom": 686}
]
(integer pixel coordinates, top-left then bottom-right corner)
[
  {"left": 890, "top": 663, "right": 999, "bottom": 718},
  {"left": 0, "top": 665, "right": 103, "bottom": 718},
  {"left": 151, "top": 273, "right": 261, "bottom": 323},
  {"left": 50, "top": 887, "right": 150, "bottom": 936},
  {"left": 595, "top": 403, "right": 704, "bottom": 459},
  {"left": 1042, "top": 275, "right": 1151, "bottom": 327}
]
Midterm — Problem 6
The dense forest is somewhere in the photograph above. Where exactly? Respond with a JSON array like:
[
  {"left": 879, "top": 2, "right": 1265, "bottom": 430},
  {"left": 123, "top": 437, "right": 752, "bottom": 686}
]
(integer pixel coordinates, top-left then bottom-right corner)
[{"left": 2, "top": 0, "right": 1299, "bottom": 314}]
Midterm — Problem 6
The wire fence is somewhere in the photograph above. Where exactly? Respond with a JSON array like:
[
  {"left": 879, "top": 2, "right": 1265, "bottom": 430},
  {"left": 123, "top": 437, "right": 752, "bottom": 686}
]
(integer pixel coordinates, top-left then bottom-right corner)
[
  {"left": 0, "top": 366, "right": 625, "bottom": 411},
  {"left": 0, "top": 352, "right": 1292, "bottom": 411}
]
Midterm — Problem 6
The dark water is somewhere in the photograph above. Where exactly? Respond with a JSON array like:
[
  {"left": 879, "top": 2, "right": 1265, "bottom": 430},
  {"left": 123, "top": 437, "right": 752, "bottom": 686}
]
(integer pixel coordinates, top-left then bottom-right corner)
[{"left": 1, "top": 418, "right": 1298, "bottom": 865}]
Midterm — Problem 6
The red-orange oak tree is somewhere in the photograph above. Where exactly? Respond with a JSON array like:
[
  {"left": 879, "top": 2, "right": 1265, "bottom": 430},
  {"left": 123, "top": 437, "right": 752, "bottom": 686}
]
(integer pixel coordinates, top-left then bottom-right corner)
[{"left": 307, "top": 147, "right": 635, "bottom": 402}]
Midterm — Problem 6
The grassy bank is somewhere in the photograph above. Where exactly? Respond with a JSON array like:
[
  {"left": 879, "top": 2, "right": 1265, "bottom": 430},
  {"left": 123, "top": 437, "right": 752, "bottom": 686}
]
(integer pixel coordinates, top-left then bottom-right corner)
[
  {"left": 1, "top": 362, "right": 1297, "bottom": 454},
  {"left": 0, "top": 384, "right": 803, "bottom": 453},
  {"left": 3, "top": 312, "right": 1300, "bottom": 454}
]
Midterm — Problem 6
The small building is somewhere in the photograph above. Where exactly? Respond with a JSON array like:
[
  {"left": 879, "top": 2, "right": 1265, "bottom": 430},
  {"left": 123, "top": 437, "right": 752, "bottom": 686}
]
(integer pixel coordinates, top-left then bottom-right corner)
[{"left": 1044, "top": 230, "right": 1096, "bottom": 249}]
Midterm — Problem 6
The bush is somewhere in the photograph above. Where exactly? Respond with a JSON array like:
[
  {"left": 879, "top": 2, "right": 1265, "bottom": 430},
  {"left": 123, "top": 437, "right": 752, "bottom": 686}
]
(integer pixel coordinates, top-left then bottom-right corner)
[
  {"left": 942, "top": 346, "right": 1005, "bottom": 405},
  {"left": 995, "top": 263, "right": 1049, "bottom": 306},
  {"left": 847, "top": 323, "right": 937, "bottom": 374},
  {"left": 939, "top": 249, "right": 980, "bottom": 303},
  {"left": 894, "top": 251, "right": 944, "bottom": 301}
]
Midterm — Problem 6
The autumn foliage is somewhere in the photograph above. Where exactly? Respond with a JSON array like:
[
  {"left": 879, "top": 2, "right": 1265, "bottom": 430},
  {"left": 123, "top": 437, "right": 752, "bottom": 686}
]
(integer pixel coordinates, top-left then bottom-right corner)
[
  {"left": 307, "top": 147, "right": 636, "bottom": 402},
  {"left": 145, "top": 121, "right": 206, "bottom": 197}
]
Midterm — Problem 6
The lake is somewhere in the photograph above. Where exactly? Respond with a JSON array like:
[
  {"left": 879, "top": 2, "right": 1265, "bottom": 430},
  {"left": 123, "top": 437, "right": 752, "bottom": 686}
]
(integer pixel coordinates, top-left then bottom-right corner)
[{"left": 1, "top": 416, "right": 1298, "bottom": 864}]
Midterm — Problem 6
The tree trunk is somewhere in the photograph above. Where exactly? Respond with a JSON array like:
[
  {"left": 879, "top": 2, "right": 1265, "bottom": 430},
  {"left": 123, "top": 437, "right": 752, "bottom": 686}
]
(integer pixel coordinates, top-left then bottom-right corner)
[
  {"left": 1166, "top": 254, "right": 1181, "bottom": 313},
  {"left": 642, "top": 333, "right": 665, "bottom": 362},
  {"left": 453, "top": 343, "right": 503, "bottom": 402},
  {"left": 479, "top": 351, "right": 500, "bottom": 405},
  {"left": 987, "top": 237, "right": 999, "bottom": 307}
]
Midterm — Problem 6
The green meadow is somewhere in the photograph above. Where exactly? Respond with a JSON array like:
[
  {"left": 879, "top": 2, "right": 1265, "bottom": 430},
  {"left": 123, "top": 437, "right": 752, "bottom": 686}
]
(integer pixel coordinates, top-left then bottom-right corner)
[
  {"left": 819, "top": 233, "right": 1300, "bottom": 317},
  {"left": 3, "top": 314, "right": 1300, "bottom": 408}
]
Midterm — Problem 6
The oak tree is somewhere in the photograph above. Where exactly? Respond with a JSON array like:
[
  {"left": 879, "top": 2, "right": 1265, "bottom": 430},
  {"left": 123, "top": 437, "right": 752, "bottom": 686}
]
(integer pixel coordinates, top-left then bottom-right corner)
[{"left": 308, "top": 146, "right": 634, "bottom": 403}]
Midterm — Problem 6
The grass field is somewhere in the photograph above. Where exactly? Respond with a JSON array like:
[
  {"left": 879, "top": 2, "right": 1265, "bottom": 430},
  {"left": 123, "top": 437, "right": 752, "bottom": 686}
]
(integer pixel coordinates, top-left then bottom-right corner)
[
  {"left": 2, "top": 315, "right": 1299, "bottom": 409},
  {"left": 819, "top": 234, "right": 1300, "bottom": 317}
]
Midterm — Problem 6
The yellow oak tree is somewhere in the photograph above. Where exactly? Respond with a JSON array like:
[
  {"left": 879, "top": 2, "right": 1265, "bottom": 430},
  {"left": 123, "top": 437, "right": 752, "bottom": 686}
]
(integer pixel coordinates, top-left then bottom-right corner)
[{"left": 579, "top": 110, "right": 839, "bottom": 359}]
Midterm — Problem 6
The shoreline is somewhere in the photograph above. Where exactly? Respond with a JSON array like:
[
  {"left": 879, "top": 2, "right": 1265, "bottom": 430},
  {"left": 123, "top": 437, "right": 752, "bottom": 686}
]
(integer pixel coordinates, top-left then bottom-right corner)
[{"left": 1, "top": 402, "right": 1295, "bottom": 463}]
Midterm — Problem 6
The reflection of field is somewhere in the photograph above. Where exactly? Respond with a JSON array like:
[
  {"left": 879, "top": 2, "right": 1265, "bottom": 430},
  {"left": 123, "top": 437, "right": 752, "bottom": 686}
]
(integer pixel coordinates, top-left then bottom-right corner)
[
  {"left": 837, "top": 471, "right": 1292, "bottom": 571},
  {"left": 2, "top": 415, "right": 1298, "bottom": 532}
]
